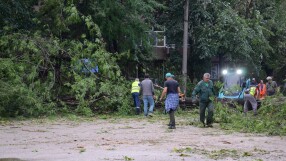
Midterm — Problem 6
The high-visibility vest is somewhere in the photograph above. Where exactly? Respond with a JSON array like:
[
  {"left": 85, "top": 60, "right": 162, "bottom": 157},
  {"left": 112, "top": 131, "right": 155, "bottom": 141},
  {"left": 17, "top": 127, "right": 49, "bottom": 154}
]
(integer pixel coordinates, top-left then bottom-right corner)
[
  {"left": 131, "top": 81, "right": 140, "bottom": 93},
  {"left": 249, "top": 86, "right": 256, "bottom": 96},
  {"left": 258, "top": 83, "right": 266, "bottom": 95}
]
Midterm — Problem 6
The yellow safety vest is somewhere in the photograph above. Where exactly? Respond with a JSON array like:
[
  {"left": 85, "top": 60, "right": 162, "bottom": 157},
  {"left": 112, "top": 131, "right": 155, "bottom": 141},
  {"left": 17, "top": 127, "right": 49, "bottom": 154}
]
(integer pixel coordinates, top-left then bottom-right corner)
[
  {"left": 131, "top": 81, "right": 140, "bottom": 93},
  {"left": 250, "top": 86, "right": 256, "bottom": 96}
]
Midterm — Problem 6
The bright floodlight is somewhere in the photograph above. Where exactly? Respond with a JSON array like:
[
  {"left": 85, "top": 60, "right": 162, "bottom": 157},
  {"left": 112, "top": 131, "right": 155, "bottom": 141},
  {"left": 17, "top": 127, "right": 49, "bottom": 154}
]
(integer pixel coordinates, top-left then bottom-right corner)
[
  {"left": 236, "top": 69, "right": 242, "bottom": 75},
  {"left": 222, "top": 70, "right": 228, "bottom": 75}
]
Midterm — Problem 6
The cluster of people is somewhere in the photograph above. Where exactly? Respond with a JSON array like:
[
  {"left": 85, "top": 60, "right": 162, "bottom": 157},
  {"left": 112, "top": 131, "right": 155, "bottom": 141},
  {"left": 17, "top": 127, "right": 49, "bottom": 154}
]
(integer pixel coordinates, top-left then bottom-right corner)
[
  {"left": 131, "top": 72, "right": 215, "bottom": 129},
  {"left": 131, "top": 72, "right": 282, "bottom": 129},
  {"left": 243, "top": 76, "right": 278, "bottom": 116},
  {"left": 248, "top": 77, "right": 278, "bottom": 98}
]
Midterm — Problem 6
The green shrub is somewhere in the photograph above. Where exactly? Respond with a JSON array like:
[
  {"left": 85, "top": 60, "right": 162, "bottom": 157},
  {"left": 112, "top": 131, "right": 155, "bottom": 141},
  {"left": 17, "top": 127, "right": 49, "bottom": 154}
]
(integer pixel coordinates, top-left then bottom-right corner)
[
  {"left": 214, "top": 96, "right": 286, "bottom": 135},
  {"left": 0, "top": 59, "right": 55, "bottom": 117},
  {"left": 0, "top": 32, "right": 133, "bottom": 117}
]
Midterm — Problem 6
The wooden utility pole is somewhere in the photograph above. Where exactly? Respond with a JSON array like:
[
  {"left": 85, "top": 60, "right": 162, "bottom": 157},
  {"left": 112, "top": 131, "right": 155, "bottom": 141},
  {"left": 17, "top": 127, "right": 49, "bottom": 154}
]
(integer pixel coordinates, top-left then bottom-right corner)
[{"left": 182, "top": 0, "right": 189, "bottom": 94}]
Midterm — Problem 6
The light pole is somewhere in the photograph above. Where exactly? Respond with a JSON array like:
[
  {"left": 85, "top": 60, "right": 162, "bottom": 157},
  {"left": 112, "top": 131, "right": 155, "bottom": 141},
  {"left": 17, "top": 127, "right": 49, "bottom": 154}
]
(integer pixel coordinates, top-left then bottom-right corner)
[{"left": 182, "top": 0, "right": 189, "bottom": 94}]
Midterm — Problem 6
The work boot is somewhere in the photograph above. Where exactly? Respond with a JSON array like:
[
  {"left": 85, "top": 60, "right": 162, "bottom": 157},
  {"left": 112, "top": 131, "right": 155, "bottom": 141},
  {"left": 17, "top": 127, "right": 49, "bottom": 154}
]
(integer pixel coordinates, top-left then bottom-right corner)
[
  {"left": 168, "top": 125, "right": 176, "bottom": 129},
  {"left": 135, "top": 108, "right": 140, "bottom": 115},
  {"left": 201, "top": 121, "right": 206, "bottom": 127}
]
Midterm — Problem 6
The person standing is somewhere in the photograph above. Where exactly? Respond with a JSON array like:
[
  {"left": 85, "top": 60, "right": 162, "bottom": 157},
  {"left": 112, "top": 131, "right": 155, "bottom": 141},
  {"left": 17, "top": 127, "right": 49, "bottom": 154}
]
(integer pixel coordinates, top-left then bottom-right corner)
[
  {"left": 160, "top": 73, "right": 181, "bottom": 129},
  {"left": 266, "top": 76, "right": 278, "bottom": 96},
  {"left": 257, "top": 80, "right": 266, "bottom": 99},
  {"left": 191, "top": 73, "right": 215, "bottom": 127},
  {"left": 131, "top": 78, "right": 141, "bottom": 115},
  {"left": 141, "top": 74, "right": 155, "bottom": 117}
]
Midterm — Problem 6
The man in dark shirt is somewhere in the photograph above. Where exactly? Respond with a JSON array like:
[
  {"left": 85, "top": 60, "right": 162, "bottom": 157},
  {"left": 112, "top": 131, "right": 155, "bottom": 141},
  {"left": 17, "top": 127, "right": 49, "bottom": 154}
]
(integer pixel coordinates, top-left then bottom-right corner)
[
  {"left": 251, "top": 78, "right": 258, "bottom": 86},
  {"left": 192, "top": 73, "right": 215, "bottom": 127},
  {"left": 160, "top": 73, "right": 181, "bottom": 129}
]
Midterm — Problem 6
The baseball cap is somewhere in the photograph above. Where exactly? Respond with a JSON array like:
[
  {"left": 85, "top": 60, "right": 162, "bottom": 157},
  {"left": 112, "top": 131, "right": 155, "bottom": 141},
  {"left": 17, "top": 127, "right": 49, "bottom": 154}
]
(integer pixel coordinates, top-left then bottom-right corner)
[
  {"left": 266, "top": 76, "right": 272, "bottom": 80},
  {"left": 165, "top": 73, "right": 174, "bottom": 78}
]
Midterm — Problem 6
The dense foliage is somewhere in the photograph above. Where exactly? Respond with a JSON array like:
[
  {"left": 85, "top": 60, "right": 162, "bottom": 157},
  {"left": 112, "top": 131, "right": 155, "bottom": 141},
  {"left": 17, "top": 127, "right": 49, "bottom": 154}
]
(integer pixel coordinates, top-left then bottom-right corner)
[
  {"left": 159, "top": 0, "right": 286, "bottom": 80},
  {"left": 0, "top": 0, "right": 161, "bottom": 117},
  {"left": 214, "top": 95, "right": 286, "bottom": 135},
  {"left": 1, "top": 0, "right": 286, "bottom": 118}
]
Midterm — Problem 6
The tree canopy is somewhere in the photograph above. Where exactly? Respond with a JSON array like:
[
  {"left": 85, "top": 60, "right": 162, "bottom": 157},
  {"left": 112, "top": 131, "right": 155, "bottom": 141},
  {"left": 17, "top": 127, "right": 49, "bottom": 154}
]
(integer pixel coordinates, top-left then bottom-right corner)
[{"left": 0, "top": 0, "right": 285, "bottom": 117}]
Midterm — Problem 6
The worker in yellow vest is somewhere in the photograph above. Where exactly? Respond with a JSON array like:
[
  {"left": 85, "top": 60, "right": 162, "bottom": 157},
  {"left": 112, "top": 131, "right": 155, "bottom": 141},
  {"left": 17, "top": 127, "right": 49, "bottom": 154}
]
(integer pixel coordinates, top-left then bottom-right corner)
[
  {"left": 131, "top": 78, "right": 141, "bottom": 115},
  {"left": 249, "top": 85, "right": 259, "bottom": 99},
  {"left": 243, "top": 89, "right": 258, "bottom": 116}
]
